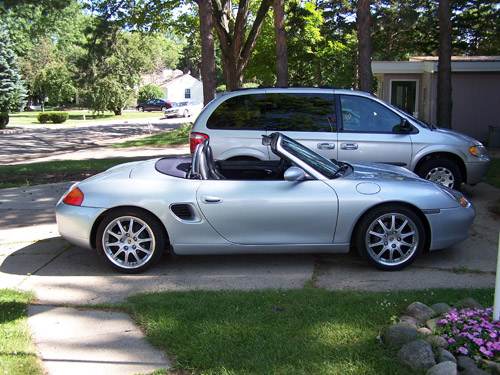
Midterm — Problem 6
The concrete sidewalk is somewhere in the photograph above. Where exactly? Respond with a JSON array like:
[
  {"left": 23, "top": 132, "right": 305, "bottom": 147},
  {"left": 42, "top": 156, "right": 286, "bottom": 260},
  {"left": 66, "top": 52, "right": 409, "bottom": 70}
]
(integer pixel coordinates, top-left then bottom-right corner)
[{"left": 28, "top": 305, "right": 171, "bottom": 375}]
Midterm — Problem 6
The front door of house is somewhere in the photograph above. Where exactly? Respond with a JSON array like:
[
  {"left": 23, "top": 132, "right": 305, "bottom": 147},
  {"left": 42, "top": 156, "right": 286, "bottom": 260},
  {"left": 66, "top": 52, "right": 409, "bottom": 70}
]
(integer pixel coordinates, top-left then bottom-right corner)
[{"left": 391, "top": 81, "right": 417, "bottom": 117}]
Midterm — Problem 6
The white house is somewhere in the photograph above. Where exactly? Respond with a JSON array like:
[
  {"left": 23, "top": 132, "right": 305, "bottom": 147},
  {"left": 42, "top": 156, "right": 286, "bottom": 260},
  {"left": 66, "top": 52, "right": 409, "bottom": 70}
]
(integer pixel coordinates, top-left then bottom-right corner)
[{"left": 141, "top": 69, "right": 203, "bottom": 103}]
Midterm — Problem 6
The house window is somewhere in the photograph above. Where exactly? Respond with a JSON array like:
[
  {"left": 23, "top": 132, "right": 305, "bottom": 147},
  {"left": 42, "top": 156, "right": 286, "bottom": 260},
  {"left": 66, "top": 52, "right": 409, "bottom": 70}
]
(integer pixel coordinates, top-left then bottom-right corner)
[{"left": 185, "top": 89, "right": 191, "bottom": 99}]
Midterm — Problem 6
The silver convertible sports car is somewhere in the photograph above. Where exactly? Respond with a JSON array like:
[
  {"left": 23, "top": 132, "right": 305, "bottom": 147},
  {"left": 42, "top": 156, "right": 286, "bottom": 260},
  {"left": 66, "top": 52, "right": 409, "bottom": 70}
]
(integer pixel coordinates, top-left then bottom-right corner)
[{"left": 56, "top": 133, "right": 475, "bottom": 273}]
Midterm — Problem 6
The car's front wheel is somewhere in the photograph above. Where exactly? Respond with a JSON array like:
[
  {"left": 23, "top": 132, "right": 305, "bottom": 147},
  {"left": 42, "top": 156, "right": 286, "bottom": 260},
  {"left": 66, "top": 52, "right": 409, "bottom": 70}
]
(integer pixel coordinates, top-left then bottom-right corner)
[
  {"left": 183, "top": 109, "right": 189, "bottom": 117},
  {"left": 416, "top": 158, "right": 462, "bottom": 189},
  {"left": 96, "top": 209, "right": 166, "bottom": 273},
  {"left": 138, "top": 106, "right": 144, "bottom": 112},
  {"left": 356, "top": 205, "right": 425, "bottom": 271}
]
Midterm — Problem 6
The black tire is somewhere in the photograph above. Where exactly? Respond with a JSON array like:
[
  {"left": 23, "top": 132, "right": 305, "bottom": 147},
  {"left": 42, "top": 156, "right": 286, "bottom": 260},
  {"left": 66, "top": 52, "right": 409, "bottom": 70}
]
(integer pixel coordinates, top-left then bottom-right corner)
[
  {"left": 183, "top": 109, "right": 189, "bottom": 117},
  {"left": 96, "top": 208, "right": 166, "bottom": 273},
  {"left": 416, "top": 158, "right": 462, "bottom": 189},
  {"left": 161, "top": 106, "right": 167, "bottom": 111},
  {"left": 356, "top": 205, "right": 425, "bottom": 271},
  {"left": 138, "top": 107, "right": 144, "bottom": 112}
]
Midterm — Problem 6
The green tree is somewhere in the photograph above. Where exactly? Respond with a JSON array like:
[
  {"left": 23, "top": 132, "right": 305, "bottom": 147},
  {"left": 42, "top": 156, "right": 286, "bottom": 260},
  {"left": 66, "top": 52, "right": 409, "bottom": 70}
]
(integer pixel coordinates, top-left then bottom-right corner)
[
  {"left": 0, "top": 29, "right": 27, "bottom": 118},
  {"left": 138, "top": 84, "right": 164, "bottom": 103},
  {"left": 80, "top": 28, "right": 153, "bottom": 115},
  {"left": 32, "top": 63, "right": 77, "bottom": 110}
]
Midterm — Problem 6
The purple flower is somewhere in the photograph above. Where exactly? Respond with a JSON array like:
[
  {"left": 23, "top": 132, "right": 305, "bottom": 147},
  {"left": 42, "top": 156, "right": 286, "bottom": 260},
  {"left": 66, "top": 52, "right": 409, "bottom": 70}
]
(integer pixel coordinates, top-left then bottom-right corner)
[{"left": 457, "top": 347, "right": 469, "bottom": 355}]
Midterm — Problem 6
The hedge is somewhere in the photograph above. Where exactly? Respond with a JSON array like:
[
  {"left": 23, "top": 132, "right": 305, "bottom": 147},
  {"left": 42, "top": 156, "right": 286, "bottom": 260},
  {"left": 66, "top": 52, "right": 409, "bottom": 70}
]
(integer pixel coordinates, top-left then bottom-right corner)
[{"left": 37, "top": 111, "right": 69, "bottom": 124}]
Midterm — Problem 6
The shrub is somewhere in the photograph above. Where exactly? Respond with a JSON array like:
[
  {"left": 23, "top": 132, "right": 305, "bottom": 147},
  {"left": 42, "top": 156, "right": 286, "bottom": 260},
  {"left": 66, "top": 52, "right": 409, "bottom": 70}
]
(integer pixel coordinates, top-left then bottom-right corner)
[
  {"left": 37, "top": 111, "right": 69, "bottom": 124},
  {"left": 0, "top": 112, "right": 9, "bottom": 128},
  {"left": 49, "top": 111, "right": 69, "bottom": 123},
  {"left": 37, "top": 112, "right": 51, "bottom": 124},
  {"left": 138, "top": 84, "right": 164, "bottom": 103}
]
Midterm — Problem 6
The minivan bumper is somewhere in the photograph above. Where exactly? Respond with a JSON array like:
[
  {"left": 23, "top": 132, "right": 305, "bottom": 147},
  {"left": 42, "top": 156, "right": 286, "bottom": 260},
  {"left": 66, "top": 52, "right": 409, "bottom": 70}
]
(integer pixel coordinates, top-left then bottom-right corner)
[{"left": 465, "top": 157, "right": 490, "bottom": 185}]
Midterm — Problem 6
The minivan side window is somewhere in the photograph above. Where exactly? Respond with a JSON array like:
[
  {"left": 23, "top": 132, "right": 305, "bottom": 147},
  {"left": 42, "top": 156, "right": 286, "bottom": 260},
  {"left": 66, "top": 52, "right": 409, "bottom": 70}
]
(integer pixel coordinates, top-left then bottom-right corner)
[
  {"left": 265, "top": 93, "right": 336, "bottom": 132},
  {"left": 207, "top": 94, "right": 266, "bottom": 130},
  {"left": 340, "top": 95, "right": 402, "bottom": 133}
]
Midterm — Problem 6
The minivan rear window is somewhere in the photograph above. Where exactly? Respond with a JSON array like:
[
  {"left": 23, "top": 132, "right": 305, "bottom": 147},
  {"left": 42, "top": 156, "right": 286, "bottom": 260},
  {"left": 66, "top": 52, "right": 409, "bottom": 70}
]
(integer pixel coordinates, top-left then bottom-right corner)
[
  {"left": 207, "top": 94, "right": 266, "bottom": 130},
  {"left": 206, "top": 92, "right": 336, "bottom": 132}
]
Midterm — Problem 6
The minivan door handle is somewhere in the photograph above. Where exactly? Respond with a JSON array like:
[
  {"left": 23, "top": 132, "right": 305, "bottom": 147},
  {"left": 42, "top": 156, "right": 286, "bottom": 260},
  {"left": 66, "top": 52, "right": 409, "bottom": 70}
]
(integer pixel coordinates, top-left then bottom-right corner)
[
  {"left": 340, "top": 143, "right": 358, "bottom": 150},
  {"left": 317, "top": 142, "right": 335, "bottom": 150}
]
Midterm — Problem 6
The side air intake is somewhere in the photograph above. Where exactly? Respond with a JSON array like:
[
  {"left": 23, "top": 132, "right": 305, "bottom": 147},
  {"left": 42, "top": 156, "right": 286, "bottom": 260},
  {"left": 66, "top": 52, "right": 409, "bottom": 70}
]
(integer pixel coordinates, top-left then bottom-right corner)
[{"left": 170, "top": 204, "right": 194, "bottom": 220}]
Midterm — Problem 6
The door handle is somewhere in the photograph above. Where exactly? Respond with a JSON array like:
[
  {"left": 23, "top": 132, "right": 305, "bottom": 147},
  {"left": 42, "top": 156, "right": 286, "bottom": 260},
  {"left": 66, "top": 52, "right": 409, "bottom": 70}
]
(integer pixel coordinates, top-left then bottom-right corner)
[
  {"left": 317, "top": 142, "right": 335, "bottom": 150},
  {"left": 340, "top": 143, "right": 358, "bottom": 150},
  {"left": 202, "top": 196, "right": 222, "bottom": 203}
]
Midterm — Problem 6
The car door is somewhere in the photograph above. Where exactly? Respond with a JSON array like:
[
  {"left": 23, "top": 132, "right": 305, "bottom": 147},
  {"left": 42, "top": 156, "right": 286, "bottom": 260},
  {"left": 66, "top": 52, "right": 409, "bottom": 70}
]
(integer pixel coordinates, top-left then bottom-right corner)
[
  {"left": 336, "top": 94, "right": 413, "bottom": 167},
  {"left": 264, "top": 92, "right": 338, "bottom": 161},
  {"left": 196, "top": 179, "right": 338, "bottom": 245}
]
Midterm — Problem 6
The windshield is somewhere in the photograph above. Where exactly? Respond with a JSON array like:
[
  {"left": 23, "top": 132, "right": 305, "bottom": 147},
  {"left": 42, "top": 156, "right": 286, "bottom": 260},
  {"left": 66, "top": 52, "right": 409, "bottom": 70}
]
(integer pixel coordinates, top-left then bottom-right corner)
[{"left": 279, "top": 135, "right": 343, "bottom": 179}]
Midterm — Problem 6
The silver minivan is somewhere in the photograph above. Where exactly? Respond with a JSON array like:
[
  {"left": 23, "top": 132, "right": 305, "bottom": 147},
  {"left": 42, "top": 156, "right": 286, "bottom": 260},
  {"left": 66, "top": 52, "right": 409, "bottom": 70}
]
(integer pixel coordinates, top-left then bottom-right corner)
[{"left": 190, "top": 87, "right": 490, "bottom": 189}]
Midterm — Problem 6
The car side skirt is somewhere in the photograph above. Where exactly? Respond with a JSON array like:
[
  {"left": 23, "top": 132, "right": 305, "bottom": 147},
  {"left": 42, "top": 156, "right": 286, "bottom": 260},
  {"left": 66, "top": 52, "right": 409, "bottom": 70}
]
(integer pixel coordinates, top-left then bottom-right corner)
[{"left": 171, "top": 243, "right": 350, "bottom": 255}]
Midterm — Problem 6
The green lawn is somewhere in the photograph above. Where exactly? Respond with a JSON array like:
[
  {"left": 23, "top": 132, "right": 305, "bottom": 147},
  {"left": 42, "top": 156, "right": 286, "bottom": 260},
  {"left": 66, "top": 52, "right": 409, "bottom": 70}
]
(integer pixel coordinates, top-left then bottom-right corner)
[
  {"left": 120, "top": 288, "right": 494, "bottom": 375},
  {"left": 486, "top": 157, "right": 500, "bottom": 189},
  {"left": 7, "top": 109, "right": 164, "bottom": 126},
  {"left": 0, "top": 290, "right": 44, "bottom": 375}
]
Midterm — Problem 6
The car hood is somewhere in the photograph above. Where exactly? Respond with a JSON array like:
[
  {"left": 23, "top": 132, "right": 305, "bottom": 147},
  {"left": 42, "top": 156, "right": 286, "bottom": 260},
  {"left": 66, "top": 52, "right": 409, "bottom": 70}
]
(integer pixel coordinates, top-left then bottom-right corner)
[{"left": 432, "top": 127, "right": 480, "bottom": 145}]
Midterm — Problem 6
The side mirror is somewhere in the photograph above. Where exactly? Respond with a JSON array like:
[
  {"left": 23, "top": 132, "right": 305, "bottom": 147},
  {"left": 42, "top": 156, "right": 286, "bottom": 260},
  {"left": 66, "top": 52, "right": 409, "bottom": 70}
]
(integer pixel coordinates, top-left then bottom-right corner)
[
  {"left": 284, "top": 166, "right": 308, "bottom": 182},
  {"left": 393, "top": 119, "right": 413, "bottom": 134}
]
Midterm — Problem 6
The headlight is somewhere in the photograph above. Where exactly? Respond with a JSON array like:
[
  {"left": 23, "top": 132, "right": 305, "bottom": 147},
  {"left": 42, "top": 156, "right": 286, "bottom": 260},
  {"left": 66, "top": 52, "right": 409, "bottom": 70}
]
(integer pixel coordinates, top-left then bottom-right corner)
[
  {"left": 469, "top": 145, "right": 488, "bottom": 158},
  {"left": 439, "top": 185, "right": 470, "bottom": 207}
]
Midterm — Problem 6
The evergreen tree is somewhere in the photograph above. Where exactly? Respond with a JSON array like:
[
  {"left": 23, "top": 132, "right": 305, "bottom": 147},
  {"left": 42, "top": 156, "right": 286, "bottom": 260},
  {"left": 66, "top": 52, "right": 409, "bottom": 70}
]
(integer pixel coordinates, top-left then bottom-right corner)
[{"left": 0, "top": 28, "right": 27, "bottom": 115}]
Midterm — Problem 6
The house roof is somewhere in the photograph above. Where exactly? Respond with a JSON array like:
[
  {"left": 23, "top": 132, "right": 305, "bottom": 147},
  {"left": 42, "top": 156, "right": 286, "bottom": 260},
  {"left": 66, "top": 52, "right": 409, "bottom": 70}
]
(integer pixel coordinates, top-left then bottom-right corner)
[{"left": 372, "top": 56, "right": 500, "bottom": 74}]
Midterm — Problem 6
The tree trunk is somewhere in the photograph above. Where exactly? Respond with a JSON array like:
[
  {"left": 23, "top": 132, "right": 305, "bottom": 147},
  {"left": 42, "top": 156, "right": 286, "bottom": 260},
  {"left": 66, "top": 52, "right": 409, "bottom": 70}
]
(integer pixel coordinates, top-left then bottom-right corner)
[
  {"left": 274, "top": 0, "right": 288, "bottom": 87},
  {"left": 437, "top": 0, "right": 453, "bottom": 129},
  {"left": 197, "top": 0, "right": 217, "bottom": 105},
  {"left": 213, "top": 0, "right": 272, "bottom": 91},
  {"left": 357, "top": 0, "right": 373, "bottom": 93}
]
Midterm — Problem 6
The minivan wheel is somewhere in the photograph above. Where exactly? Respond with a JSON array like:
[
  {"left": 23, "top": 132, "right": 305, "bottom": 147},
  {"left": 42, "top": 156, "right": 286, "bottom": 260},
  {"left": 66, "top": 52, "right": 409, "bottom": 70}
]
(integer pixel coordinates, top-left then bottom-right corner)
[
  {"left": 96, "top": 209, "right": 166, "bottom": 273},
  {"left": 416, "top": 158, "right": 462, "bottom": 189},
  {"left": 356, "top": 205, "right": 424, "bottom": 271}
]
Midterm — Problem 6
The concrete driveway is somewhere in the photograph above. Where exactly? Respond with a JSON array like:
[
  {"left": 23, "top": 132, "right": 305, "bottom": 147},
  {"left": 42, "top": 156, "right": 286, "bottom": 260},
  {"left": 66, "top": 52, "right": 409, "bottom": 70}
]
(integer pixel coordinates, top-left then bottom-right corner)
[{"left": 1, "top": 180, "right": 498, "bottom": 306}]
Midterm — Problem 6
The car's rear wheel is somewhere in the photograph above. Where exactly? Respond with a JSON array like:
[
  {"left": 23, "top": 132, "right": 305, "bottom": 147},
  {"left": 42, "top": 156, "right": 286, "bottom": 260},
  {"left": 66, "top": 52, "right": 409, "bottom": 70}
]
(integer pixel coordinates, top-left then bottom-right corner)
[
  {"left": 416, "top": 158, "right": 462, "bottom": 189},
  {"left": 356, "top": 205, "right": 424, "bottom": 271},
  {"left": 161, "top": 106, "right": 167, "bottom": 111},
  {"left": 96, "top": 209, "right": 166, "bottom": 273}
]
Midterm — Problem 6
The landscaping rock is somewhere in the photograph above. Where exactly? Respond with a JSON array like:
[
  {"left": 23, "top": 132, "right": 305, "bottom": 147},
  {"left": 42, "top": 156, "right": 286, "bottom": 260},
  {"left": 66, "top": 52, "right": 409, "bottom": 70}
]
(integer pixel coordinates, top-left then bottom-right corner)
[
  {"left": 405, "top": 302, "right": 436, "bottom": 323},
  {"left": 426, "top": 361, "right": 457, "bottom": 375},
  {"left": 426, "top": 317, "right": 445, "bottom": 331},
  {"left": 426, "top": 335, "right": 450, "bottom": 349},
  {"left": 397, "top": 340, "right": 436, "bottom": 370},
  {"left": 461, "top": 368, "right": 491, "bottom": 375},
  {"left": 437, "top": 348, "right": 457, "bottom": 364},
  {"left": 385, "top": 324, "right": 419, "bottom": 346},
  {"left": 482, "top": 360, "right": 500, "bottom": 375},
  {"left": 418, "top": 327, "right": 433, "bottom": 336},
  {"left": 430, "top": 303, "right": 453, "bottom": 315},
  {"left": 457, "top": 356, "right": 478, "bottom": 371},
  {"left": 454, "top": 298, "right": 484, "bottom": 311},
  {"left": 399, "top": 315, "right": 419, "bottom": 328}
]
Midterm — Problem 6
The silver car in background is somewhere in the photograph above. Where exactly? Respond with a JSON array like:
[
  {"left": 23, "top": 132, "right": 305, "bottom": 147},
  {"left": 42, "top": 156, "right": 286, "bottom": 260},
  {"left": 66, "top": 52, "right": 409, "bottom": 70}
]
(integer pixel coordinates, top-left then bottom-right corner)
[
  {"left": 164, "top": 100, "right": 203, "bottom": 118},
  {"left": 56, "top": 132, "right": 475, "bottom": 273},
  {"left": 190, "top": 88, "right": 490, "bottom": 189}
]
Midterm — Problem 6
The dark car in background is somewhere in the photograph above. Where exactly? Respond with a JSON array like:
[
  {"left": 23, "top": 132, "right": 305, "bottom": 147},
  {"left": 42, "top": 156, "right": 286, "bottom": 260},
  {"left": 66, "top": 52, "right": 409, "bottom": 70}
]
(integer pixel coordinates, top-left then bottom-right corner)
[{"left": 136, "top": 99, "right": 172, "bottom": 112}]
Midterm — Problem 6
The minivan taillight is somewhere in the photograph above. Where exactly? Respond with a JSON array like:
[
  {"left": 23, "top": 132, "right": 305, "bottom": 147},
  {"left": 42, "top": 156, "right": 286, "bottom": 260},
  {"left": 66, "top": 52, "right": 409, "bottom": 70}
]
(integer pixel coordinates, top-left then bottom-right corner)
[{"left": 190, "top": 132, "right": 209, "bottom": 153}]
